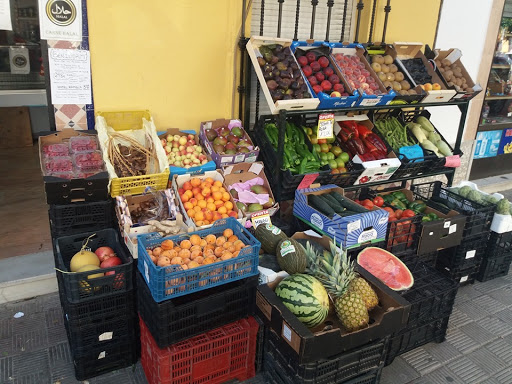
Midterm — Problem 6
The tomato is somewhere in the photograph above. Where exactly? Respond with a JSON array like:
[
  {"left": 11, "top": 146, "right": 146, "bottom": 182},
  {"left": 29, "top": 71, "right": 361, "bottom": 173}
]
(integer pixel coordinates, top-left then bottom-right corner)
[
  {"left": 394, "top": 209, "right": 403, "bottom": 219},
  {"left": 362, "top": 199, "right": 374, "bottom": 209},
  {"left": 354, "top": 199, "right": 361, "bottom": 204},
  {"left": 383, "top": 207, "right": 395, "bottom": 218},
  {"left": 372, "top": 196, "right": 384, "bottom": 207},
  {"left": 401, "top": 209, "right": 416, "bottom": 218}
]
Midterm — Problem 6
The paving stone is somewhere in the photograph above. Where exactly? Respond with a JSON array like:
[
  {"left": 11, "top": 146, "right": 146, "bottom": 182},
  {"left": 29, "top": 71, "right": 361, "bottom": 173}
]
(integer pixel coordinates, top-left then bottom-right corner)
[
  {"left": 422, "top": 340, "right": 463, "bottom": 364},
  {"left": 128, "top": 362, "right": 148, "bottom": 384},
  {"left": 494, "top": 367, "right": 512, "bottom": 384},
  {"left": 447, "top": 307, "right": 473, "bottom": 329},
  {"left": 481, "top": 378, "right": 502, "bottom": 384},
  {"left": 495, "top": 307, "right": 512, "bottom": 323},
  {"left": 488, "top": 284, "right": 512, "bottom": 306},
  {"left": 12, "top": 350, "right": 50, "bottom": 380},
  {"left": 469, "top": 294, "right": 503, "bottom": 314},
  {"left": 476, "top": 316, "right": 512, "bottom": 338},
  {"left": 456, "top": 300, "right": 492, "bottom": 321},
  {"left": 473, "top": 277, "right": 511, "bottom": 293},
  {"left": 459, "top": 321, "right": 499, "bottom": 346},
  {"left": 11, "top": 328, "right": 48, "bottom": 353},
  {"left": 447, "top": 356, "right": 490, "bottom": 384},
  {"left": 400, "top": 347, "right": 442, "bottom": 375},
  {"left": 48, "top": 342, "right": 74, "bottom": 382},
  {"left": 445, "top": 328, "right": 480, "bottom": 354},
  {"left": 380, "top": 356, "right": 421, "bottom": 384},
  {"left": 0, "top": 356, "right": 13, "bottom": 381},
  {"left": 486, "top": 338, "right": 512, "bottom": 364},
  {"left": 454, "top": 284, "right": 483, "bottom": 304},
  {"left": 409, "top": 365, "right": 466, "bottom": 384},
  {"left": 89, "top": 369, "right": 134, "bottom": 384},
  {"left": 467, "top": 347, "right": 509, "bottom": 375}
]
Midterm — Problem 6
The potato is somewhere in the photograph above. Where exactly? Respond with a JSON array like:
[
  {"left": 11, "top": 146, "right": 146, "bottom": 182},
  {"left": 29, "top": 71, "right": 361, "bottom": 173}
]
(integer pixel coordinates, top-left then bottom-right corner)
[
  {"left": 395, "top": 72, "right": 405, "bottom": 82},
  {"left": 408, "top": 89, "right": 417, "bottom": 95},
  {"left": 441, "top": 59, "right": 452, "bottom": 67},
  {"left": 381, "top": 64, "right": 390, "bottom": 73},
  {"left": 454, "top": 71, "right": 463, "bottom": 78},
  {"left": 461, "top": 77, "right": 467, "bottom": 84},
  {"left": 384, "top": 55, "right": 394, "bottom": 65},
  {"left": 399, "top": 90, "right": 409, "bottom": 95},
  {"left": 383, "top": 80, "right": 393, "bottom": 88},
  {"left": 373, "top": 55, "right": 384, "bottom": 64},
  {"left": 400, "top": 80, "right": 411, "bottom": 91},
  {"left": 435, "top": 60, "right": 442, "bottom": 68},
  {"left": 447, "top": 82, "right": 455, "bottom": 87},
  {"left": 386, "top": 73, "right": 395, "bottom": 81},
  {"left": 389, "top": 64, "right": 398, "bottom": 73},
  {"left": 444, "top": 70, "right": 453, "bottom": 78},
  {"left": 392, "top": 81, "right": 402, "bottom": 92},
  {"left": 439, "top": 67, "right": 445, "bottom": 73},
  {"left": 465, "top": 87, "right": 474, "bottom": 93}
]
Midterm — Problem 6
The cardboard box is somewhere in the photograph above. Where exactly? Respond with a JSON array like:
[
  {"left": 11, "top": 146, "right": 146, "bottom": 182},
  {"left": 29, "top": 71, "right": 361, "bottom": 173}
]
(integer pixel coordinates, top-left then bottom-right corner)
[
  {"left": 335, "top": 115, "right": 401, "bottom": 184},
  {"left": 431, "top": 48, "right": 482, "bottom": 100},
  {"left": 291, "top": 42, "right": 359, "bottom": 109},
  {"left": 256, "top": 231, "right": 410, "bottom": 364},
  {"left": 247, "top": 36, "right": 320, "bottom": 114},
  {"left": 418, "top": 206, "right": 465, "bottom": 255},
  {"left": 199, "top": 119, "right": 259, "bottom": 167},
  {"left": 222, "top": 161, "right": 279, "bottom": 219},
  {"left": 394, "top": 42, "right": 456, "bottom": 103},
  {"left": 364, "top": 44, "right": 425, "bottom": 104},
  {"left": 157, "top": 128, "right": 216, "bottom": 176},
  {"left": 293, "top": 184, "right": 389, "bottom": 249},
  {"left": 172, "top": 170, "right": 244, "bottom": 230},
  {"left": 39, "top": 129, "right": 109, "bottom": 204},
  {"left": 329, "top": 44, "right": 395, "bottom": 107}
]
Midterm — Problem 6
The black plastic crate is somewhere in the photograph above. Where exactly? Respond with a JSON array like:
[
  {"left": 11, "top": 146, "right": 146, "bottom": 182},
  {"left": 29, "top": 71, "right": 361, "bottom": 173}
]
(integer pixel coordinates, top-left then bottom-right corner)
[
  {"left": 71, "top": 336, "right": 139, "bottom": 381},
  {"left": 264, "top": 327, "right": 388, "bottom": 384},
  {"left": 49, "top": 200, "right": 114, "bottom": 237},
  {"left": 398, "top": 262, "right": 458, "bottom": 327},
  {"left": 436, "top": 261, "right": 479, "bottom": 286},
  {"left": 486, "top": 231, "right": 512, "bottom": 259},
  {"left": 436, "top": 233, "right": 488, "bottom": 270},
  {"left": 254, "top": 115, "right": 331, "bottom": 201},
  {"left": 44, "top": 172, "right": 110, "bottom": 205},
  {"left": 385, "top": 214, "right": 423, "bottom": 254},
  {"left": 55, "top": 228, "right": 134, "bottom": 303},
  {"left": 385, "top": 315, "right": 449, "bottom": 366},
  {"left": 477, "top": 253, "right": 512, "bottom": 282},
  {"left": 371, "top": 109, "right": 443, "bottom": 179},
  {"left": 136, "top": 271, "right": 258, "bottom": 349},
  {"left": 254, "top": 315, "right": 266, "bottom": 374},
  {"left": 412, "top": 181, "right": 494, "bottom": 239},
  {"left": 396, "top": 249, "right": 438, "bottom": 269}
]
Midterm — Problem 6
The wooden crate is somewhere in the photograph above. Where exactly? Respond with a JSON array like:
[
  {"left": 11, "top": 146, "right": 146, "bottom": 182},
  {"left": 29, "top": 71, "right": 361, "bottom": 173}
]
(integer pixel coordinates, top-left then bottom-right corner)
[{"left": 0, "top": 107, "right": 33, "bottom": 148}]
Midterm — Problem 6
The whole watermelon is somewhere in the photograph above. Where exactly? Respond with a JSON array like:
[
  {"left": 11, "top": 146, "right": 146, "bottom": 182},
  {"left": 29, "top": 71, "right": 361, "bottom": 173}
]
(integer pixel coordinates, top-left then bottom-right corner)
[{"left": 275, "top": 274, "right": 329, "bottom": 328}]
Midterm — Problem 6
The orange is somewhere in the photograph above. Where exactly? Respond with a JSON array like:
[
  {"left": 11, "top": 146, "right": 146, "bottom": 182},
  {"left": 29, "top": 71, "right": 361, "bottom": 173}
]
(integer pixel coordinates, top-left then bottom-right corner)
[
  {"left": 221, "top": 213, "right": 229, "bottom": 219},
  {"left": 218, "top": 206, "right": 227, "bottom": 215},
  {"left": 183, "top": 181, "right": 193, "bottom": 191},
  {"left": 190, "top": 249, "right": 202, "bottom": 259},
  {"left": 184, "top": 201, "right": 194, "bottom": 211},
  {"left": 214, "top": 200, "right": 224, "bottom": 208},
  {"left": 190, "top": 178, "right": 201, "bottom": 187},
  {"left": 213, "top": 180, "right": 223, "bottom": 188},
  {"left": 189, "top": 235, "right": 201, "bottom": 246},
  {"left": 216, "top": 236, "right": 227, "bottom": 246},
  {"left": 219, "top": 187, "right": 226, "bottom": 193},
  {"left": 184, "top": 190, "right": 193, "bottom": 199},
  {"left": 203, "top": 220, "right": 210, "bottom": 225},
  {"left": 190, "top": 245, "right": 202, "bottom": 253},
  {"left": 222, "top": 192, "right": 231, "bottom": 202},
  {"left": 195, "top": 211, "right": 205, "bottom": 222},
  {"left": 188, "top": 260, "right": 200, "bottom": 268},
  {"left": 201, "top": 187, "right": 211, "bottom": 197},
  {"left": 228, "top": 211, "right": 238, "bottom": 218},
  {"left": 212, "top": 212, "right": 222, "bottom": 221},
  {"left": 224, "top": 201, "right": 233, "bottom": 210},
  {"left": 223, "top": 241, "right": 233, "bottom": 249},
  {"left": 161, "top": 240, "right": 174, "bottom": 250},
  {"left": 181, "top": 194, "right": 189, "bottom": 203},
  {"left": 212, "top": 191, "right": 223, "bottom": 201},
  {"left": 206, "top": 197, "right": 215, "bottom": 204},
  {"left": 200, "top": 239, "right": 208, "bottom": 247},
  {"left": 187, "top": 209, "right": 196, "bottom": 218},
  {"left": 200, "top": 181, "right": 211, "bottom": 189},
  {"left": 206, "top": 202, "right": 217, "bottom": 212},
  {"left": 193, "top": 206, "right": 201, "bottom": 213},
  {"left": 203, "top": 249, "right": 214, "bottom": 258},
  {"left": 203, "top": 256, "right": 216, "bottom": 264},
  {"left": 178, "top": 249, "right": 191, "bottom": 259},
  {"left": 205, "top": 234, "right": 216, "bottom": 244},
  {"left": 180, "top": 239, "right": 192, "bottom": 249},
  {"left": 233, "top": 240, "right": 245, "bottom": 250},
  {"left": 198, "top": 200, "right": 207, "bottom": 209}
]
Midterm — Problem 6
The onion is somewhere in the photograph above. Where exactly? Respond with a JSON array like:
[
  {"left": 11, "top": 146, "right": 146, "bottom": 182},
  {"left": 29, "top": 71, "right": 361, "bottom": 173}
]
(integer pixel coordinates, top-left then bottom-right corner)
[{"left": 95, "top": 246, "right": 115, "bottom": 262}]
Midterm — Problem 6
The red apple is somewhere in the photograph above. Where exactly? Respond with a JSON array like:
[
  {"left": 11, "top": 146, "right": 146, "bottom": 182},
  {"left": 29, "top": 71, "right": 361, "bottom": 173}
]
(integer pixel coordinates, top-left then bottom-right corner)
[
  {"left": 302, "top": 65, "right": 313, "bottom": 77},
  {"left": 318, "top": 56, "right": 330, "bottom": 68},
  {"left": 297, "top": 56, "right": 308, "bottom": 67},
  {"left": 315, "top": 72, "right": 325, "bottom": 82},
  {"left": 306, "top": 52, "right": 316, "bottom": 63},
  {"left": 308, "top": 76, "right": 318, "bottom": 86},
  {"left": 312, "top": 85, "right": 323, "bottom": 94},
  {"left": 321, "top": 80, "right": 332, "bottom": 92}
]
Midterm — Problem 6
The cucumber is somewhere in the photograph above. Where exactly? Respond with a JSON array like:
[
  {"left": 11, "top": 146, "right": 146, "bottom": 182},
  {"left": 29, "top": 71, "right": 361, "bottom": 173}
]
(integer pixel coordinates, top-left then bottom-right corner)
[
  {"left": 329, "top": 192, "right": 367, "bottom": 213},
  {"left": 321, "top": 194, "right": 345, "bottom": 212},
  {"left": 309, "top": 195, "right": 335, "bottom": 217}
]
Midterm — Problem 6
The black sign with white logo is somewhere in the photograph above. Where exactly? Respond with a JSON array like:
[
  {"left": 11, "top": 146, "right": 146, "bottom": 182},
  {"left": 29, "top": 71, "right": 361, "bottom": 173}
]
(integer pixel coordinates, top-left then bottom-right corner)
[{"left": 12, "top": 55, "right": 27, "bottom": 68}]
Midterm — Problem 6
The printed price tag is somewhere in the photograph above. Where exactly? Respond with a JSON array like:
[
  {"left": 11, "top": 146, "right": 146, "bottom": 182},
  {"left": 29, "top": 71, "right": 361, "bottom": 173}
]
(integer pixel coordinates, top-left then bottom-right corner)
[
  {"left": 444, "top": 221, "right": 451, "bottom": 229},
  {"left": 444, "top": 155, "right": 461, "bottom": 168},
  {"left": 282, "top": 323, "right": 292, "bottom": 342},
  {"left": 99, "top": 332, "right": 113, "bottom": 341},
  {"left": 466, "top": 250, "right": 476, "bottom": 259},
  {"left": 251, "top": 210, "right": 271, "bottom": 229},
  {"left": 359, "top": 98, "right": 380, "bottom": 106},
  {"left": 297, "top": 173, "right": 319, "bottom": 189},
  {"left": 317, "top": 113, "right": 335, "bottom": 139},
  {"left": 449, "top": 224, "right": 457, "bottom": 234}
]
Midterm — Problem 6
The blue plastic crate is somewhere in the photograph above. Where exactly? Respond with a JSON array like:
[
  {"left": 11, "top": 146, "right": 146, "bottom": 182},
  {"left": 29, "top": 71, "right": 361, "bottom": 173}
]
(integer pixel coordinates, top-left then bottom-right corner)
[{"left": 137, "top": 217, "right": 260, "bottom": 302}]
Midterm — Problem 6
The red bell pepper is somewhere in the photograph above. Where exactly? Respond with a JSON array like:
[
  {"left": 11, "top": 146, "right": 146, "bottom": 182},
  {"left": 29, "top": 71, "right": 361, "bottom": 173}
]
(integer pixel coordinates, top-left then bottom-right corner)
[
  {"left": 362, "top": 137, "right": 379, "bottom": 153},
  {"left": 365, "top": 132, "right": 388, "bottom": 154},
  {"left": 337, "top": 128, "right": 350, "bottom": 142},
  {"left": 351, "top": 137, "right": 366, "bottom": 155},
  {"left": 356, "top": 123, "right": 372, "bottom": 139},
  {"left": 338, "top": 121, "right": 359, "bottom": 138},
  {"left": 344, "top": 140, "right": 358, "bottom": 156}
]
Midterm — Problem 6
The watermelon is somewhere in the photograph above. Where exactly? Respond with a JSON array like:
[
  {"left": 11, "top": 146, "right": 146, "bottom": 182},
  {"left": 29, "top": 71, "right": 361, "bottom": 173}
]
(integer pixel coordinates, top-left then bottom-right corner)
[
  {"left": 275, "top": 274, "right": 329, "bottom": 328},
  {"left": 357, "top": 247, "right": 414, "bottom": 291}
]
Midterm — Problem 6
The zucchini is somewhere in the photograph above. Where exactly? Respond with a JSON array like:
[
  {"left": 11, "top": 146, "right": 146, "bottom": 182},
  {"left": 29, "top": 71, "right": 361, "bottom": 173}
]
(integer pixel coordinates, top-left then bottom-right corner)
[
  {"left": 416, "top": 116, "right": 435, "bottom": 132},
  {"left": 309, "top": 194, "right": 335, "bottom": 217},
  {"left": 329, "top": 192, "right": 367, "bottom": 213},
  {"left": 321, "top": 194, "right": 345, "bottom": 212}
]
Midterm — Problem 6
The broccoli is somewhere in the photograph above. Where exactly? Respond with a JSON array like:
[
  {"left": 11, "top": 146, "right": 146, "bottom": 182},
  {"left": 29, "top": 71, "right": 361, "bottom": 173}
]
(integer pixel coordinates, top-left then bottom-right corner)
[
  {"left": 467, "top": 190, "right": 483, "bottom": 203},
  {"left": 458, "top": 186, "right": 473, "bottom": 198},
  {"left": 496, "top": 199, "right": 511, "bottom": 215}
]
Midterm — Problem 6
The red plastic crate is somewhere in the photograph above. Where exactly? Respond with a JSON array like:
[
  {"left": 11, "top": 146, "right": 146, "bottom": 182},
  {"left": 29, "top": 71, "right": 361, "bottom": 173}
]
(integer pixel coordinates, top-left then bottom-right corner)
[{"left": 140, "top": 315, "right": 258, "bottom": 384}]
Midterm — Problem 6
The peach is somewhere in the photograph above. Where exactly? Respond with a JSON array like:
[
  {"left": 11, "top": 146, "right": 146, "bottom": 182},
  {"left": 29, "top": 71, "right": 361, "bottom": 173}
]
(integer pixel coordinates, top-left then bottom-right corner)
[
  {"left": 206, "top": 234, "right": 217, "bottom": 244},
  {"left": 180, "top": 239, "right": 192, "bottom": 249},
  {"left": 216, "top": 236, "right": 227, "bottom": 246},
  {"left": 223, "top": 229, "right": 234, "bottom": 238},
  {"left": 170, "top": 256, "right": 183, "bottom": 265}
]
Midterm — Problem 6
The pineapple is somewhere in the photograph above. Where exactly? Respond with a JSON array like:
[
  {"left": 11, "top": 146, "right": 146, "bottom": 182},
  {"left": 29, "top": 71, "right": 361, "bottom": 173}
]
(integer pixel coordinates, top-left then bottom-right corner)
[
  {"left": 348, "top": 277, "right": 379, "bottom": 311},
  {"left": 304, "top": 241, "right": 321, "bottom": 276},
  {"left": 316, "top": 240, "right": 369, "bottom": 332}
]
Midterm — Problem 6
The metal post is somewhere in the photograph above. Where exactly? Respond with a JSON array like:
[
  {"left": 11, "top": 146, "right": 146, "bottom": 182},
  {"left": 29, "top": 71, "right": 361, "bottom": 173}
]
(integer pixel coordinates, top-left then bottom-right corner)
[
  {"left": 277, "top": 0, "right": 285, "bottom": 38},
  {"left": 294, "top": 0, "right": 301, "bottom": 40},
  {"left": 310, "top": 0, "right": 319, "bottom": 39},
  {"left": 238, "top": 0, "right": 247, "bottom": 119},
  {"left": 276, "top": 110, "right": 287, "bottom": 201},
  {"left": 326, "top": 0, "right": 334, "bottom": 42},
  {"left": 382, "top": 0, "right": 391, "bottom": 43},
  {"left": 354, "top": 0, "right": 364, "bottom": 43},
  {"left": 368, "top": 0, "right": 378, "bottom": 44},
  {"left": 340, "top": 0, "right": 348, "bottom": 42}
]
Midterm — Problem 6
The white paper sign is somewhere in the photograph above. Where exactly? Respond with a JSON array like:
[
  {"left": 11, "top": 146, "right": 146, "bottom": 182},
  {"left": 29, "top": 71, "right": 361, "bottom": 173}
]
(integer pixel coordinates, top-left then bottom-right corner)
[
  {"left": 0, "top": 0, "right": 12, "bottom": 31},
  {"left": 9, "top": 47, "right": 30, "bottom": 74},
  {"left": 48, "top": 48, "right": 91, "bottom": 104},
  {"left": 39, "top": 0, "right": 82, "bottom": 41},
  {"left": 317, "top": 113, "right": 334, "bottom": 139}
]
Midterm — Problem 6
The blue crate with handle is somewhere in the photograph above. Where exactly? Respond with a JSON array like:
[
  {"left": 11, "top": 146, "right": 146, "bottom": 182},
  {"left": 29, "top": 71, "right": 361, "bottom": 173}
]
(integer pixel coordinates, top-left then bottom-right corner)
[{"left": 137, "top": 217, "right": 260, "bottom": 302}]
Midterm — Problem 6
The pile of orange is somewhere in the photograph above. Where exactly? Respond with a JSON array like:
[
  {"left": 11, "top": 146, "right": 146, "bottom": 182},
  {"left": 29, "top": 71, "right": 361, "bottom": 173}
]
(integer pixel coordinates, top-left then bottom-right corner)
[
  {"left": 178, "top": 177, "right": 237, "bottom": 226},
  {"left": 147, "top": 228, "right": 247, "bottom": 269}
]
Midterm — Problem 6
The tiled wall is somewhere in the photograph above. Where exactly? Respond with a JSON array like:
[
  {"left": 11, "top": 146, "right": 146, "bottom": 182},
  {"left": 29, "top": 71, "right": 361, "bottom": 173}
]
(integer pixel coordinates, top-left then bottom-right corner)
[{"left": 50, "top": 0, "right": 94, "bottom": 131}]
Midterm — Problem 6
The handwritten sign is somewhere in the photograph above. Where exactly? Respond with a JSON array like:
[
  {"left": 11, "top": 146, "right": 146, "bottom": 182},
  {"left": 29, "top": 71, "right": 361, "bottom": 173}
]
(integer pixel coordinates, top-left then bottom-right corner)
[
  {"left": 297, "top": 173, "right": 319, "bottom": 190},
  {"left": 251, "top": 210, "right": 271, "bottom": 228},
  {"left": 317, "top": 113, "right": 334, "bottom": 139}
]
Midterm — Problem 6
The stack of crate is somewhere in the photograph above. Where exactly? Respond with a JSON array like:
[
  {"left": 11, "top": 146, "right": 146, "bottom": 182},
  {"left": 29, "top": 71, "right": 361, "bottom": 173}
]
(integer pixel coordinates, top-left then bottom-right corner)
[
  {"left": 477, "top": 231, "right": 512, "bottom": 281},
  {"left": 40, "top": 130, "right": 139, "bottom": 380},
  {"left": 136, "top": 217, "right": 261, "bottom": 384}
]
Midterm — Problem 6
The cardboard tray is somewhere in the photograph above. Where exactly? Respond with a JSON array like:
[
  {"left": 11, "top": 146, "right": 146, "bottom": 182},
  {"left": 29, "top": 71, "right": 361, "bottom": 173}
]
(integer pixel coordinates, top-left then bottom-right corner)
[
  {"left": 247, "top": 36, "right": 320, "bottom": 114},
  {"left": 429, "top": 47, "right": 482, "bottom": 101},
  {"left": 329, "top": 43, "right": 395, "bottom": 107},
  {"left": 291, "top": 41, "right": 359, "bottom": 109},
  {"left": 157, "top": 128, "right": 216, "bottom": 176},
  {"left": 222, "top": 161, "right": 279, "bottom": 219},
  {"left": 199, "top": 119, "right": 259, "bottom": 167},
  {"left": 293, "top": 184, "right": 389, "bottom": 249},
  {"left": 364, "top": 43, "right": 425, "bottom": 105},
  {"left": 256, "top": 231, "right": 410, "bottom": 364},
  {"left": 393, "top": 42, "right": 456, "bottom": 103}
]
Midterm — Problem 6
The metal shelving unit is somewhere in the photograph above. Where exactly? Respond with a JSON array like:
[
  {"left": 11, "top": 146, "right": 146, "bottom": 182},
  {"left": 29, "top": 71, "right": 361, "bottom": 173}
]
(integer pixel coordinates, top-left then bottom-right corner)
[{"left": 238, "top": 0, "right": 471, "bottom": 201}]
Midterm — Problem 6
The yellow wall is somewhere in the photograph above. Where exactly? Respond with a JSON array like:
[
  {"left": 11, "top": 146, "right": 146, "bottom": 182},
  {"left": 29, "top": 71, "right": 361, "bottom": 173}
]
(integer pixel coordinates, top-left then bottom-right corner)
[
  {"left": 87, "top": 0, "right": 246, "bottom": 131},
  {"left": 360, "top": 0, "right": 441, "bottom": 48}
]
